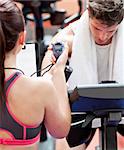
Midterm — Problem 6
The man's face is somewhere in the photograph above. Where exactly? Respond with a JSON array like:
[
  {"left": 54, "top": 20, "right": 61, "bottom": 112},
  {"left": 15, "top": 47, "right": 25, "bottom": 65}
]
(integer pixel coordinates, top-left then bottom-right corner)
[{"left": 89, "top": 18, "right": 119, "bottom": 45}]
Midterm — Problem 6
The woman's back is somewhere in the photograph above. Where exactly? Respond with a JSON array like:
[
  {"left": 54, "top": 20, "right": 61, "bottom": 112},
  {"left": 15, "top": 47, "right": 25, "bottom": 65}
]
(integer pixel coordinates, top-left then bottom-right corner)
[
  {"left": 0, "top": 71, "right": 45, "bottom": 150},
  {"left": 0, "top": 65, "right": 70, "bottom": 149}
]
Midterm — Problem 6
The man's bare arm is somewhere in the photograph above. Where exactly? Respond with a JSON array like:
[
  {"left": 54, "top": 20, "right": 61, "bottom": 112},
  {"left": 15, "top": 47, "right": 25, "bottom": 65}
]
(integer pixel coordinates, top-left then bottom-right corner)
[
  {"left": 51, "top": 25, "right": 74, "bottom": 57},
  {"left": 41, "top": 20, "right": 78, "bottom": 70}
]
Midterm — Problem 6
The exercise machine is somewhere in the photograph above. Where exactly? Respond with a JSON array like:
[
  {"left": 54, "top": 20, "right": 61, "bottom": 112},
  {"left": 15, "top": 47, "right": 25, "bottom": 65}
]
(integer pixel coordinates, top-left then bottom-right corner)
[{"left": 67, "top": 83, "right": 124, "bottom": 150}]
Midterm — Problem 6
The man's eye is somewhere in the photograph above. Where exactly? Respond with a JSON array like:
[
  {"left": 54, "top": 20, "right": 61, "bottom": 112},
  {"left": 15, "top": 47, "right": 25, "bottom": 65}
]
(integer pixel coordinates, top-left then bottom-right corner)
[
  {"left": 109, "top": 31, "right": 114, "bottom": 33},
  {"left": 93, "top": 26, "right": 100, "bottom": 31},
  {"left": 95, "top": 27, "right": 100, "bottom": 31}
]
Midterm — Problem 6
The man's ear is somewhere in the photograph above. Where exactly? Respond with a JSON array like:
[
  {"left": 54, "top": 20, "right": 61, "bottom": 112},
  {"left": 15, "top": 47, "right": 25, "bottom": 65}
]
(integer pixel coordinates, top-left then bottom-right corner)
[{"left": 19, "top": 30, "right": 26, "bottom": 45}]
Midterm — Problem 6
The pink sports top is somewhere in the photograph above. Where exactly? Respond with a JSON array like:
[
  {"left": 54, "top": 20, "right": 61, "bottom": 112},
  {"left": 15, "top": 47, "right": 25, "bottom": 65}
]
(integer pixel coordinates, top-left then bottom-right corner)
[{"left": 0, "top": 72, "right": 42, "bottom": 145}]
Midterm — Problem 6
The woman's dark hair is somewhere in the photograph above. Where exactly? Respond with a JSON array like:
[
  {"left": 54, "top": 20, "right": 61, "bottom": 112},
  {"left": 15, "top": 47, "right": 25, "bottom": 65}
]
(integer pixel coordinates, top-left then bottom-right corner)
[
  {"left": 88, "top": 0, "right": 124, "bottom": 26},
  {"left": 0, "top": 0, "right": 25, "bottom": 106}
]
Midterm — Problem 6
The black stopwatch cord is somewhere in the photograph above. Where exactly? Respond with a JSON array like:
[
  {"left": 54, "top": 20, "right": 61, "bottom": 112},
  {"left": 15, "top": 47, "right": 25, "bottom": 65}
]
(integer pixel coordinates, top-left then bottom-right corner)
[
  {"left": 4, "top": 67, "right": 25, "bottom": 75},
  {"left": 30, "top": 64, "right": 53, "bottom": 77}
]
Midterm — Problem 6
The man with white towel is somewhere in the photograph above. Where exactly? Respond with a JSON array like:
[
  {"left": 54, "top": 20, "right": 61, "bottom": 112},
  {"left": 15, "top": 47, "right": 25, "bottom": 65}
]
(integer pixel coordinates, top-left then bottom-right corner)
[{"left": 42, "top": 0, "right": 124, "bottom": 149}]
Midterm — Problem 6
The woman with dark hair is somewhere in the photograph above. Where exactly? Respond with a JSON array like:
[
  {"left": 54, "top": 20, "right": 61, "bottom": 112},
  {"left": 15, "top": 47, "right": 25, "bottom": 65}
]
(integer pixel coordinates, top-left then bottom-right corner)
[{"left": 0, "top": 0, "right": 71, "bottom": 149}]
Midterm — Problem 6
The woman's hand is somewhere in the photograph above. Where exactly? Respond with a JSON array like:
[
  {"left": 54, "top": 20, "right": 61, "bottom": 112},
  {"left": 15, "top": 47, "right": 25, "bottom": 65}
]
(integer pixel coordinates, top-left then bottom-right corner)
[
  {"left": 47, "top": 44, "right": 56, "bottom": 64},
  {"left": 41, "top": 43, "right": 69, "bottom": 78},
  {"left": 50, "top": 43, "right": 69, "bottom": 74}
]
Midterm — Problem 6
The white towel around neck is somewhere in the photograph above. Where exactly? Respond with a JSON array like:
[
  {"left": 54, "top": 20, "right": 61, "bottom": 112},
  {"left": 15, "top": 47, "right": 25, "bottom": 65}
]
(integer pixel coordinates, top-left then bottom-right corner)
[{"left": 68, "top": 10, "right": 124, "bottom": 90}]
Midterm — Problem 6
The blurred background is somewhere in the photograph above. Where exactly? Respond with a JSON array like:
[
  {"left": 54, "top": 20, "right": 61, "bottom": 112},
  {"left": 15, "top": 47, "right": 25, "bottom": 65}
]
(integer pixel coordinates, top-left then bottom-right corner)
[{"left": 16, "top": 0, "right": 87, "bottom": 42}]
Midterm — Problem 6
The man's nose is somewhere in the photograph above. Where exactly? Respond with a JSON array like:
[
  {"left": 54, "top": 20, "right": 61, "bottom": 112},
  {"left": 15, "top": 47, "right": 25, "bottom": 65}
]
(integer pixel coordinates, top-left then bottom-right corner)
[{"left": 99, "top": 32, "right": 108, "bottom": 41}]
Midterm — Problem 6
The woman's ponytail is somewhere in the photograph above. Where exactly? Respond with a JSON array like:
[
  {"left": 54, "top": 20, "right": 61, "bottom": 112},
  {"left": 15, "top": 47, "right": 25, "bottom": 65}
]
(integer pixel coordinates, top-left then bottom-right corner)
[{"left": 0, "top": 0, "right": 25, "bottom": 107}]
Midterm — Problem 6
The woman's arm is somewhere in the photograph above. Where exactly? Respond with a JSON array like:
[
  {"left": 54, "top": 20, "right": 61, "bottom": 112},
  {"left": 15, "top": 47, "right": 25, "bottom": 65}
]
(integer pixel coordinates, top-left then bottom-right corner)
[
  {"left": 38, "top": 21, "right": 79, "bottom": 138},
  {"left": 41, "top": 46, "right": 71, "bottom": 138}
]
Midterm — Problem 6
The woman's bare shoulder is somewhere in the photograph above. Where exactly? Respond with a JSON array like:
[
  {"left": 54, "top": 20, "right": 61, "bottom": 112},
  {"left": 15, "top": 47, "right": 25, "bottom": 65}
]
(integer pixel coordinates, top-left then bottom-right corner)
[
  {"left": 17, "top": 75, "right": 53, "bottom": 92},
  {"left": 17, "top": 75, "right": 56, "bottom": 106},
  {"left": 8, "top": 75, "right": 54, "bottom": 125}
]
